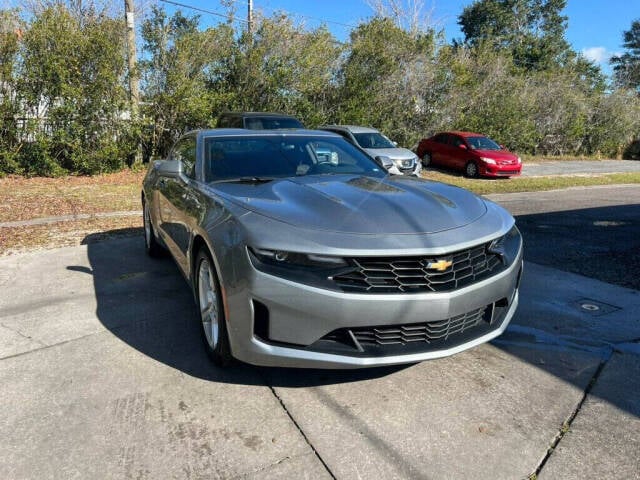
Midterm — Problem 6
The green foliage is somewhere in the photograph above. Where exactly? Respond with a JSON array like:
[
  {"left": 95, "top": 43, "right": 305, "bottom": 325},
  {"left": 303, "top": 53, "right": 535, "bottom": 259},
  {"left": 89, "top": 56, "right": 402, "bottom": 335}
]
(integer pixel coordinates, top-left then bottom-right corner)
[
  {"left": 1, "top": 3, "right": 639, "bottom": 177},
  {"left": 140, "top": 6, "right": 236, "bottom": 156},
  {"left": 337, "top": 17, "right": 436, "bottom": 145},
  {"left": 611, "top": 19, "right": 640, "bottom": 93},
  {"left": 458, "top": 0, "right": 571, "bottom": 71},
  {"left": 1, "top": 3, "right": 137, "bottom": 176}
]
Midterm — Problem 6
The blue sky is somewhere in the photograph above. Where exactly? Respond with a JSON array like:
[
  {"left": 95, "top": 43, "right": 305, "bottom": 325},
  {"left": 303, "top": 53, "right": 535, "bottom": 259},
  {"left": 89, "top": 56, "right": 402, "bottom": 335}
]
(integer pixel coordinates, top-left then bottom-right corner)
[{"left": 160, "top": 0, "right": 640, "bottom": 75}]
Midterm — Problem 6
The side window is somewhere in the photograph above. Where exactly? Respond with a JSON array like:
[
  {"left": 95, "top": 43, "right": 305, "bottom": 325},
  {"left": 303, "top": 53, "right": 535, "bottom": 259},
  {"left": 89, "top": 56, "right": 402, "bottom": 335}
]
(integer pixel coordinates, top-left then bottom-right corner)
[
  {"left": 179, "top": 137, "right": 197, "bottom": 179},
  {"left": 170, "top": 137, "right": 197, "bottom": 179},
  {"left": 434, "top": 134, "right": 448, "bottom": 144},
  {"left": 337, "top": 131, "right": 354, "bottom": 143},
  {"left": 450, "top": 136, "right": 465, "bottom": 147}
]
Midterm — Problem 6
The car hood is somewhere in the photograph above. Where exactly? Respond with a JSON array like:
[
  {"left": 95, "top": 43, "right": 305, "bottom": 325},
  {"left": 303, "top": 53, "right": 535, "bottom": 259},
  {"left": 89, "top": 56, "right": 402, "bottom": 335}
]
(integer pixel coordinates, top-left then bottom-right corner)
[
  {"left": 474, "top": 149, "right": 519, "bottom": 161},
  {"left": 363, "top": 147, "right": 416, "bottom": 161},
  {"left": 211, "top": 175, "right": 487, "bottom": 234}
]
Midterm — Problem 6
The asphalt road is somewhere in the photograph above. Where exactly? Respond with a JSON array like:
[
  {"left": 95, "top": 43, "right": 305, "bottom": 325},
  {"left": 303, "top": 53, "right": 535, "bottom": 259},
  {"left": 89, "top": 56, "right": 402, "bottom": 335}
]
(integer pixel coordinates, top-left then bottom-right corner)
[
  {"left": 521, "top": 159, "right": 640, "bottom": 177},
  {"left": 1, "top": 185, "right": 639, "bottom": 479},
  {"left": 487, "top": 184, "right": 640, "bottom": 290}
]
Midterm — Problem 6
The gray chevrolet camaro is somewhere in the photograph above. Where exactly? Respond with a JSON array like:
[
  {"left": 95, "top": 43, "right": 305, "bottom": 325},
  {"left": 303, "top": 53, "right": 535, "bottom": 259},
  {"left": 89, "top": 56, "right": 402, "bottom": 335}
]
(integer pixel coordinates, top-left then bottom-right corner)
[{"left": 142, "top": 129, "right": 523, "bottom": 368}]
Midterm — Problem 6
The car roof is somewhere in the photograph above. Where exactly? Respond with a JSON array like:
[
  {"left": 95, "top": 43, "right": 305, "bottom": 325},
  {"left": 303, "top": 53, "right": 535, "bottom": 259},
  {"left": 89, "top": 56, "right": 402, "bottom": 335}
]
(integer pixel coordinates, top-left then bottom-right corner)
[
  {"left": 218, "top": 111, "right": 300, "bottom": 119},
  {"left": 440, "top": 131, "right": 485, "bottom": 138},
  {"left": 319, "top": 125, "right": 380, "bottom": 134},
  {"left": 194, "top": 128, "right": 341, "bottom": 139}
]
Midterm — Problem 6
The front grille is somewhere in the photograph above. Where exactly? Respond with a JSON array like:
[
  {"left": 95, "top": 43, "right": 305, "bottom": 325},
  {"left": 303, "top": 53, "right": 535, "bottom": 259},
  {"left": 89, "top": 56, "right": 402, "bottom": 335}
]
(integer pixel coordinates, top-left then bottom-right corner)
[
  {"left": 311, "top": 303, "right": 505, "bottom": 357},
  {"left": 332, "top": 242, "right": 504, "bottom": 293},
  {"left": 353, "top": 307, "right": 486, "bottom": 345}
]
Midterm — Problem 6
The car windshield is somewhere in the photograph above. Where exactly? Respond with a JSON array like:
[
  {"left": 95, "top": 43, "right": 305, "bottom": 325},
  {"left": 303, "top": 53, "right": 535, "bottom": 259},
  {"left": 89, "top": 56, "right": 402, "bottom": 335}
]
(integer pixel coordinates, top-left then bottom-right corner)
[
  {"left": 203, "top": 135, "right": 386, "bottom": 182},
  {"left": 465, "top": 136, "right": 501, "bottom": 150},
  {"left": 353, "top": 132, "right": 395, "bottom": 149},
  {"left": 244, "top": 117, "right": 304, "bottom": 129}
]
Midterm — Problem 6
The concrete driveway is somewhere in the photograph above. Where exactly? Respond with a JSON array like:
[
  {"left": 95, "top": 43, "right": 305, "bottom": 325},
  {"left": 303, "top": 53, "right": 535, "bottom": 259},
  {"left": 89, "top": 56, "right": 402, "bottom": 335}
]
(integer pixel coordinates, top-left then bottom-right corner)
[{"left": 1, "top": 186, "right": 639, "bottom": 479}]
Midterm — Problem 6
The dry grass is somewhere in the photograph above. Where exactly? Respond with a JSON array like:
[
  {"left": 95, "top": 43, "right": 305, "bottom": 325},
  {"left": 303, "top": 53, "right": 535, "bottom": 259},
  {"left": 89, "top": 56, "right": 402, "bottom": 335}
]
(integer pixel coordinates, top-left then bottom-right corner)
[
  {"left": 0, "top": 216, "right": 142, "bottom": 256},
  {"left": 1, "top": 167, "right": 640, "bottom": 255},
  {"left": 0, "top": 169, "right": 144, "bottom": 222}
]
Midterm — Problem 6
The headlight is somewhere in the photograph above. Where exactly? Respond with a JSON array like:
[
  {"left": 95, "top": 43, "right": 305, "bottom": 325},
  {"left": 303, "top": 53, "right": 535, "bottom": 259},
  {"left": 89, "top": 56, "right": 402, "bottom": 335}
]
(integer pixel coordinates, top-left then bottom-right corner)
[
  {"left": 488, "top": 225, "right": 522, "bottom": 266},
  {"left": 248, "top": 247, "right": 351, "bottom": 290},
  {"left": 516, "top": 156, "right": 522, "bottom": 163},
  {"left": 480, "top": 157, "right": 497, "bottom": 165},
  {"left": 393, "top": 157, "right": 417, "bottom": 168},
  {"left": 249, "top": 247, "right": 348, "bottom": 268}
]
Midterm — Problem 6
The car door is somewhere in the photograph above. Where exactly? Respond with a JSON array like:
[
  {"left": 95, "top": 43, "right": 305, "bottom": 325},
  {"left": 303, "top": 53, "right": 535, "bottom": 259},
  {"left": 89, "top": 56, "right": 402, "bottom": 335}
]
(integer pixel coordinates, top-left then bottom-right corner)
[
  {"left": 448, "top": 134, "right": 469, "bottom": 170},
  {"left": 430, "top": 134, "right": 450, "bottom": 165},
  {"left": 157, "top": 135, "right": 199, "bottom": 272}
]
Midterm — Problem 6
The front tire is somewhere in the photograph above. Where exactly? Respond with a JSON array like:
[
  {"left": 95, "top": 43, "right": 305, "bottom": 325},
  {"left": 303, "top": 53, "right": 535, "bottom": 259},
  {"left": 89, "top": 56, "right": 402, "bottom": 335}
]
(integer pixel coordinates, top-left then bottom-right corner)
[
  {"left": 143, "top": 199, "right": 165, "bottom": 257},
  {"left": 195, "top": 249, "right": 233, "bottom": 367},
  {"left": 465, "top": 161, "right": 479, "bottom": 178}
]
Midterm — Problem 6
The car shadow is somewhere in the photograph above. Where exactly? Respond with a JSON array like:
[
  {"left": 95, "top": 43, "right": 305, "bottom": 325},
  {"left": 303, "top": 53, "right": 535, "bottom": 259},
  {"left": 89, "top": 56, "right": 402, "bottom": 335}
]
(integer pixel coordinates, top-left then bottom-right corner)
[
  {"left": 75, "top": 202, "right": 640, "bottom": 418},
  {"left": 72, "top": 229, "right": 409, "bottom": 387}
]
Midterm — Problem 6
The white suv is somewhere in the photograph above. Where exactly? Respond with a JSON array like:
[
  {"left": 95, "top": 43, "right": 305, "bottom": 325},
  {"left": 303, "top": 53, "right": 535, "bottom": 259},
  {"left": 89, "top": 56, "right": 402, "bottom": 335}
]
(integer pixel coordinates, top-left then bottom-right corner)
[{"left": 318, "top": 125, "right": 421, "bottom": 176}]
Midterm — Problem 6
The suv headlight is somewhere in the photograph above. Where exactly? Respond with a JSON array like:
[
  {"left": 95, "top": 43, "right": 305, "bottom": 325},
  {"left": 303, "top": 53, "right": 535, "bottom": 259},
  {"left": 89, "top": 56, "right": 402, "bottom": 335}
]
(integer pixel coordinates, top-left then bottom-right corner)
[{"left": 392, "top": 157, "right": 418, "bottom": 168}]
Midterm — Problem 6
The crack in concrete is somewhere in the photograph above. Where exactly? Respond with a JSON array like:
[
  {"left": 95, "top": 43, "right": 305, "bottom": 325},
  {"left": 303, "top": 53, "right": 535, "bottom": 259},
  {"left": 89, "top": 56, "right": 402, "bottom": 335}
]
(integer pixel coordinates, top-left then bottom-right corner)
[
  {"left": 0, "top": 321, "right": 47, "bottom": 347},
  {"left": 0, "top": 330, "right": 104, "bottom": 361},
  {"left": 227, "top": 454, "right": 298, "bottom": 479},
  {"left": 530, "top": 346, "right": 614, "bottom": 478},
  {"left": 262, "top": 381, "right": 337, "bottom": 480}
]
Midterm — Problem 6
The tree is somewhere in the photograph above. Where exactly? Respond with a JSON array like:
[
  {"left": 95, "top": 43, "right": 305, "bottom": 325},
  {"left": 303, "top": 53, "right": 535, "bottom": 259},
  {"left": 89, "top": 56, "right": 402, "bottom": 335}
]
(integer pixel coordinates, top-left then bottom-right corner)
[
  {"left": 611, "top": 19, "right": 640, "bottom": 93},
  {"left": 221, "top": 14, "right": 343, "bottom": 127},
  {"left": 0, "top": 9, "right": 22, "bottom": 173},
  {"left": 337, "top": 17, "right": 436, "bottom": 144},
  {"left": 458, "top": 0, "right": 571, "bottom": 71},
  {"left": 140, "top": 6, "right": 235, "bottom": 156},
  {"left": 17, "top": 3, "right": 134, "bottom": 175}
]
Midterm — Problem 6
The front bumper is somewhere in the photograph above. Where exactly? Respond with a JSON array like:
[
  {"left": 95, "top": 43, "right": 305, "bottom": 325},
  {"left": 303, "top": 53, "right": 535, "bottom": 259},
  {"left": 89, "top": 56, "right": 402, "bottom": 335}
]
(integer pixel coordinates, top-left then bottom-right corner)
[
  {"left": 481, "top": 163, "right": 522, "bottom": 177},
  {"left": 224, "top": 245, "right": 523, "bottom": 368}
]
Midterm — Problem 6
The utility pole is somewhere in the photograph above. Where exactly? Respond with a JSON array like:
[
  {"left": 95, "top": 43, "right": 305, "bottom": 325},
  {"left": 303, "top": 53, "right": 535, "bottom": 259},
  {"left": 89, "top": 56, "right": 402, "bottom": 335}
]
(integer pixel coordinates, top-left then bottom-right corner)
[
  {"left": 124, "top": 0, "right": 142, "bottom": 164},
  {"left": 124, "top": 0, "right": 139, "bottom": 118},
  {"left": 247, "top": 0, "right": 253, "bottom": 36}
]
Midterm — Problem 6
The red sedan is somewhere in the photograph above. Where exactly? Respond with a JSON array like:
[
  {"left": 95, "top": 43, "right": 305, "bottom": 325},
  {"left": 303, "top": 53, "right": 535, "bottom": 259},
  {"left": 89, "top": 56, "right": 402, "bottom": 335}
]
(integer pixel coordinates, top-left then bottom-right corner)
[{"left": 416, "top": 131, "right": 522, "bottom": 178}]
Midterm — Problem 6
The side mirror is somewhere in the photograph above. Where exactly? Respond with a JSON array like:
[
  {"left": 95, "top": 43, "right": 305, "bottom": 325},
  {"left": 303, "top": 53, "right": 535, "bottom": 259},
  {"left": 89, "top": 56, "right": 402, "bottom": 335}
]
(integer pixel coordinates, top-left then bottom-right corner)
[
  {"left": 500, "top": 145, "right": 505, "bottom": 149},
  {"left": 392, "top": 141, "right": 398, "bottom": 147},
  {"left": 459, "top": 144, "right": 467, "bottom": 150},
  {"left": 154, "top": 159, "right": 182, "bottom": 178},
  {"left": 375, "top": 155, "right": 394, "bottom": 170}
]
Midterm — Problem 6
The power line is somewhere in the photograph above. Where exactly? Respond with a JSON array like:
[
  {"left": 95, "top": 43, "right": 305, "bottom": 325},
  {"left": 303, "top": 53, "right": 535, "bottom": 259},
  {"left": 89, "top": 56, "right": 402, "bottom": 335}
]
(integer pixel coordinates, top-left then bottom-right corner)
[
  {"left": 158, "top": 0, "right": 357, "bottom": 29},
  {"left": 263, "top": 7, "right": 357, "bottom": 29},
  {"left": 158, "top": 0, "right": 249, "bottom": 24}
]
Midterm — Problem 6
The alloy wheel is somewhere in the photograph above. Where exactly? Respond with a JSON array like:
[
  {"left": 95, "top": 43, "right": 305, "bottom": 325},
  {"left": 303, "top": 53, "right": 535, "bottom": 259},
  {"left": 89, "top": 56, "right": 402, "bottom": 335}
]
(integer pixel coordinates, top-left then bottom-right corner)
[{"left": 198, "top": 258, "right": 220, "bottom": 349}]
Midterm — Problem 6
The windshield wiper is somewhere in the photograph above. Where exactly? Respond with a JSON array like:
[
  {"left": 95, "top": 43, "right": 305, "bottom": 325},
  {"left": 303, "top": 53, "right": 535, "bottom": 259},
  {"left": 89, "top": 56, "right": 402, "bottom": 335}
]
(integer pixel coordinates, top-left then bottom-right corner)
[{"left": 216, "top": 176, "right": 276, "bottom": 184}]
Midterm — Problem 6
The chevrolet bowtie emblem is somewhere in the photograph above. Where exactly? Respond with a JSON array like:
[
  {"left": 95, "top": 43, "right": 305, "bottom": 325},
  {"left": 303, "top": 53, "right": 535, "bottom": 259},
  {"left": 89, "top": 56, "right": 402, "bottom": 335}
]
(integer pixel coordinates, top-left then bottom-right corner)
[{"left": 426, "top": 259, "right": 453, "bottom": 271}]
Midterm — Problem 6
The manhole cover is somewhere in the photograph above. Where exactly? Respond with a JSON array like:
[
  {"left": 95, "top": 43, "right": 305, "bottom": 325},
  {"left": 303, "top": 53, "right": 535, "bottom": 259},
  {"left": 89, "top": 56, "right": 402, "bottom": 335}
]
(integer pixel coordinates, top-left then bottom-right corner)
[
  {"left": 581, "top": 303, "right": 600, "bottom": 311},
  {"left": 572, "top": 298, "right": 621, "bottom": 317}
]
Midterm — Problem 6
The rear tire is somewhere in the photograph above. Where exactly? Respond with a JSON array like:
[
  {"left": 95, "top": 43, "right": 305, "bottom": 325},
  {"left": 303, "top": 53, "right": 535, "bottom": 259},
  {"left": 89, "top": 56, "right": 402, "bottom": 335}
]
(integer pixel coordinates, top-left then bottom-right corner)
[
  {"left": 143, "top": 199, "right": 165, "bottom": 257},
  {"left": 421, "top": 152, "right": 431, "bottom": 167},
  {"left": 465, "top": 161, "right": 479, "bottom": 178},
  {"left": 195, "top": 249, "right": 233, "bottom": 367}
]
